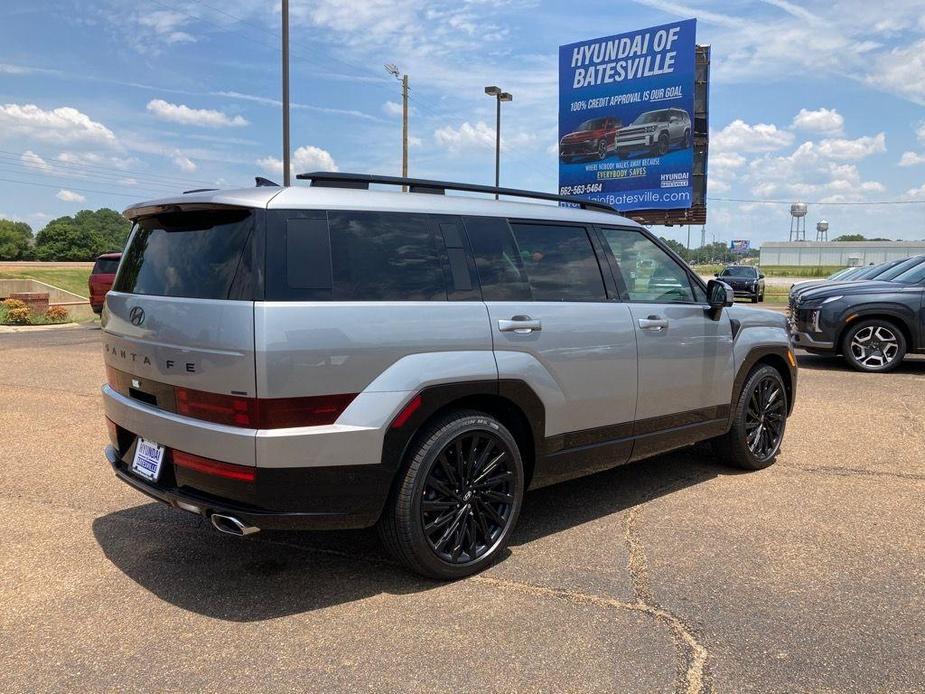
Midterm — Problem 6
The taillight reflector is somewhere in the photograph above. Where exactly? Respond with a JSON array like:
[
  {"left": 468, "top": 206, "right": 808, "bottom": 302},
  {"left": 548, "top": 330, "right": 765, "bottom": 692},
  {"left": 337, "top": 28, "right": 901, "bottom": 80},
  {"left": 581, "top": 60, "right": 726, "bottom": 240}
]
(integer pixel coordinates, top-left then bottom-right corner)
[
  {"left": 173, "top": 450, "right": 256, "bottom": 482},
  {"left": 391, "top": 394, "right": 422, "bottom": 429},
  {"left": 174, "top": 387, "right": 356, "bottom": 429}
]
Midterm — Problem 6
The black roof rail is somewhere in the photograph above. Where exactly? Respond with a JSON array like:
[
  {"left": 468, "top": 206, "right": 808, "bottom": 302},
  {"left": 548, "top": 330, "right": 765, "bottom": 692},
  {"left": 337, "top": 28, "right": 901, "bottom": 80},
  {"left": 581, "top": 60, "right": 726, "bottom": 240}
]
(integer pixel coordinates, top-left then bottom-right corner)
[
  {"left": 295, "top": 171, "right": 620, "bottom": 214},
  {"left": 183, "top": 187, "right": 218, "bottom": 194}
]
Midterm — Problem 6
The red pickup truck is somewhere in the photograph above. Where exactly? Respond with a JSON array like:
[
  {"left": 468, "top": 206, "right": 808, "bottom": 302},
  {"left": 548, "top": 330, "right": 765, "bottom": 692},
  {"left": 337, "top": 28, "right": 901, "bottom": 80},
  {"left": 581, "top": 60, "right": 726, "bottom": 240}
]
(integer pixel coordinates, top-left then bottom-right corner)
[{"left": 89, "top": 252, "right": 121, "bottom": 314}]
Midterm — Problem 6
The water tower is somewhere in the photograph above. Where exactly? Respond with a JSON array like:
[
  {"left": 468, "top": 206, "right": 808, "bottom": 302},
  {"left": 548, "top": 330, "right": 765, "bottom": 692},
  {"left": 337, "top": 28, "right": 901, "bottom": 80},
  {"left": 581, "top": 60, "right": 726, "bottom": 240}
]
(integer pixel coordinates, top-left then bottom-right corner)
[
  {"left": 816, "top": 219, "right": 829, "bottom": 242},
  {"left": 789, "top": 202, "right": 808, "bottom": 241}
]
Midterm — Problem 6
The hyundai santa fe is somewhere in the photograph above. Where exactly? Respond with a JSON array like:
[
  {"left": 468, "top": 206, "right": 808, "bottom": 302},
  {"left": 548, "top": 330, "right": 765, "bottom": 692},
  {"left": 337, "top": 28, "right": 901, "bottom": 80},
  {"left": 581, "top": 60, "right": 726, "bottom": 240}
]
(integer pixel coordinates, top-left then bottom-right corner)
[
  {"left": 101, "top": 172, "right": 796, "bottom": 579},
  {"left": 559, "top": 117, "right": 621, "bottom": 163},
  {"left": 615, "top": 108, "right": 691, "bottom": 159}
]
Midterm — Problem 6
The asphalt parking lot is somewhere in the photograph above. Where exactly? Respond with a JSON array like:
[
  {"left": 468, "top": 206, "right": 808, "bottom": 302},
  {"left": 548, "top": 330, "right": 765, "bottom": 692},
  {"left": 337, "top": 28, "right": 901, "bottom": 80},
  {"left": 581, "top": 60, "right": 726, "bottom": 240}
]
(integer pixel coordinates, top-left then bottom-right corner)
[{"left": 2, "top": 326, "right": 923, "bottom": 693}]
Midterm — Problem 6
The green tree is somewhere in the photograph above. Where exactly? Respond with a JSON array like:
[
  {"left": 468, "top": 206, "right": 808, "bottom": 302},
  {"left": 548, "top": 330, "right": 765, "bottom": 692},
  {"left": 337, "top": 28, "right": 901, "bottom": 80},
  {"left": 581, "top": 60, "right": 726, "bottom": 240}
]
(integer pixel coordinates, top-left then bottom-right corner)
[
  {"left": 832, "top": 234, "right": 866, "bottom": 242},
  {"left": 32, "top": 208, "right": 131, "bottom": 261},
  {"left": 0, "top": 219, "right": 33, "bottom": 260},
  {"left": 659, "top": 236, "right": 690, "bottom": 261}
]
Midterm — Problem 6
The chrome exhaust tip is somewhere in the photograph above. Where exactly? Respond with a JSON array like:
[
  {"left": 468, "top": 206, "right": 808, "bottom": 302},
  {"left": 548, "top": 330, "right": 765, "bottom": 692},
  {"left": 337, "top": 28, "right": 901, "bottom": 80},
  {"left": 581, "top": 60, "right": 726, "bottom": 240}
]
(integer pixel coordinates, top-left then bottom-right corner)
[{"left": 210, "top": 513, "right": 259, "bottom": 537}]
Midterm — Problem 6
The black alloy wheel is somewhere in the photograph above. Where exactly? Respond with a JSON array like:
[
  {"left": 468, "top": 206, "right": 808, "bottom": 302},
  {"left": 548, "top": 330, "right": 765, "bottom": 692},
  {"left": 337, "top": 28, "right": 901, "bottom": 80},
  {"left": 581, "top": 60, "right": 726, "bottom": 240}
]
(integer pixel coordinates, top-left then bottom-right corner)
[
  {"left": 378, "top": 411, "right": 524, "bottom": 580},
  {"left": 597, "top": 140, "right": 607, "bottom": 159},
  {"left": 713, "top": 364, "right": 788, "bottom": 470},
  {"left": 420, "top": 431, "right": 515, "bottom": 565},
  {"left": 743, "top": 374, "right": 786, "bottom": 461},
  {"left": 683, "top": 128, "right": 691, "bottom": 147}
]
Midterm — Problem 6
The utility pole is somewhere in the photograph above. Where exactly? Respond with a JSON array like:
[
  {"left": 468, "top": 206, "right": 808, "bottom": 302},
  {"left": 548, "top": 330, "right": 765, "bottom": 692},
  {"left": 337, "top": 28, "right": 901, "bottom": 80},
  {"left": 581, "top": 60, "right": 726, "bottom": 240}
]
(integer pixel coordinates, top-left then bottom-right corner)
[
  {"left": 484, "top": 86, "right": 512, "bottom": 198},
  {"left": 385, "top": 65, "right": 409, "bottom": 189},
  {"left": 281, "top": 0, "right": 290, "bottom": 186}
]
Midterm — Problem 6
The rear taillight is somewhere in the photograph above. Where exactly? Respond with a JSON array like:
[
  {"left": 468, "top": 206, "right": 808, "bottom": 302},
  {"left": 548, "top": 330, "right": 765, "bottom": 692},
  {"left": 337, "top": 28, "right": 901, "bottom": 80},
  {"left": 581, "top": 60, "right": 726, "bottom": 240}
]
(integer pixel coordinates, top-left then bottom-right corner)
[
  {"left": 176, "top": 387, "right": 257, "bottom": 427},
  {"left": 174, "top": 387, "right": 356, "bottom": 429},
  {"left": 173, "top": 450, "right": 256, "bottom": 482}
]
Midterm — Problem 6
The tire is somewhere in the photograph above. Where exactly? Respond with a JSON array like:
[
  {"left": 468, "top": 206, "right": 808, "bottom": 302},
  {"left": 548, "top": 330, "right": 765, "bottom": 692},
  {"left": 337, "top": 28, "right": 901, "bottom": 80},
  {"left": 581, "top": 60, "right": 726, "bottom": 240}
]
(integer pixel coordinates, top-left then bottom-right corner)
[
  {"left": 596, "top": 140, "right": 607, "bottom": 160},
  {"left": 841, "top": 319, "right": 906, "bottom": 373},
  {"left": 656, "top": 132, "right": 669, "bottom": 155},
  {"left": 713, "top": 364, "right": 788, "bottom": 470},
  {"left": 378, "top": 410, "right": 525, "bottom": 580},
  {"left": 758, "top": 290, "right": 765, "bottom": 303},
  {"left": 683, "top": 128, "right": 691, "bottom": 147},
  {"left": 750, "top": 293, "right": 758, "bottom": 303}
]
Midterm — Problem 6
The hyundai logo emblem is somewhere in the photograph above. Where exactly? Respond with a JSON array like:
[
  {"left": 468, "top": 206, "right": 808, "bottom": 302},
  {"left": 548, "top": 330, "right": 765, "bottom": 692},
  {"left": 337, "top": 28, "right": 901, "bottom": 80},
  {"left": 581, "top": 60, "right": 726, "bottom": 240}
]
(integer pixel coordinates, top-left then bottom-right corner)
[{"left": 129, "top": 306, "right": 145, "bottom": 326}]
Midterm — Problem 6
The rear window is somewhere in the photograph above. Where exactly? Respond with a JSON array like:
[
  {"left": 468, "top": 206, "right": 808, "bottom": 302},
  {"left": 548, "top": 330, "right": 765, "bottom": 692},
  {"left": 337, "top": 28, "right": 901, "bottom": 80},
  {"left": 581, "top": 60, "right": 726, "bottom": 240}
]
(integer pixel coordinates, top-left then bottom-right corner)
[
  {"left": 93, "top": 257, "right": 120, "bottom": 274},
  {"left": 113, "top": 208, "right": 255, "bottom": 300}
]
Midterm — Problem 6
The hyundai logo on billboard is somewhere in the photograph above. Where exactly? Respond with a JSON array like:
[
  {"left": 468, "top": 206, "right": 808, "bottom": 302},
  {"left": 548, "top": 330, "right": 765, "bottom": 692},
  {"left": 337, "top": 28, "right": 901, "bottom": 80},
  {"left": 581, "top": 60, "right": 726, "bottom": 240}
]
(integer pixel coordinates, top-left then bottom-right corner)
[{"left": 558, "top": 19, "right": 697, "bottom": 212}]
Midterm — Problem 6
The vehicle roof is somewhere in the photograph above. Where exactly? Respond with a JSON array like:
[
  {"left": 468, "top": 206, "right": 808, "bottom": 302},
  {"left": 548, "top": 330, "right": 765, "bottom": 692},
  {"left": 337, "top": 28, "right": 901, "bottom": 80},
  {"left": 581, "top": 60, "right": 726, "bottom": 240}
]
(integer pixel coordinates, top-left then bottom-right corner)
[{"left": 122, "top": 185, "right": 644, "bottom": 229}]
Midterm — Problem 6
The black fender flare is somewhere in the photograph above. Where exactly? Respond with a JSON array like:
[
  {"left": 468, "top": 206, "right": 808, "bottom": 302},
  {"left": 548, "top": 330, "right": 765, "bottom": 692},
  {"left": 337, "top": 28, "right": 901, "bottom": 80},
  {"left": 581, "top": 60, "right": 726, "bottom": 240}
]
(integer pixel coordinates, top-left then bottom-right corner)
[{"left": 729, "top": 345, "right": 797, "bottom": 426}]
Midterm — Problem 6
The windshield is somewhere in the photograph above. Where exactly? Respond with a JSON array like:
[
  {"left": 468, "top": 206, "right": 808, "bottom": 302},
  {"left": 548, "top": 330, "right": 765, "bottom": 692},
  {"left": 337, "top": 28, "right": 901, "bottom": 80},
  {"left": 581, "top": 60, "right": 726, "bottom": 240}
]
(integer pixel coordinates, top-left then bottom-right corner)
[
  {"left": 720, "top": 267, "right": 756, "bottom": 278},
  {"left": 851, "top": 263, "right": 890, "bottom": 280},
  {"left": 632, "top": 112, "right": 664, "bottom": 125},
  {"left": 577, "top": 119, "right": 607, "bottom": 131},
  {"left": 876, "top": 257, "right": 925, "bottom": 281},
  {"left": 892, "top": 261, "right": 925, "bottom": 284},
  {"left": 827, "top": 268, "right": 853, "bottom": 280}
]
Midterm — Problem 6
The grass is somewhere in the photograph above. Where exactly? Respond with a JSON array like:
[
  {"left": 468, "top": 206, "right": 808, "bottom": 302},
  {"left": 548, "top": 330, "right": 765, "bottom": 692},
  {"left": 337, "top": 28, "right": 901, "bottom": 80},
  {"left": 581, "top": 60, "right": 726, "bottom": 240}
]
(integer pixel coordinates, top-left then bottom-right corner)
[
  {"left": 0, "top": 268, "right": 91, "bottom": 298},
  {"left": 693, "top": 264, "right": 844, "bottom": 278}
]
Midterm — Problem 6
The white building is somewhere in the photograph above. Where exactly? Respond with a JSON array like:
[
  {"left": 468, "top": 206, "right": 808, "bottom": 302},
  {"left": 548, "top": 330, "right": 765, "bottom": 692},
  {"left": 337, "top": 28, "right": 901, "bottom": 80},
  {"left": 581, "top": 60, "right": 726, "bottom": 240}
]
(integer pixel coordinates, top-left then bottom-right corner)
[{"left": 759, "top": 241, "right": 925, "bottom": 267}]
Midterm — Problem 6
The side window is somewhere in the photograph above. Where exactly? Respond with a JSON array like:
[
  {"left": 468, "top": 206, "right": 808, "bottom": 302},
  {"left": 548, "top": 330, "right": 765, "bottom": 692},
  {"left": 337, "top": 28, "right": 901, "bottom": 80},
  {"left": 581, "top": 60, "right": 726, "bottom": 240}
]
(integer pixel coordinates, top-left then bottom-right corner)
[
  {"left": 268, "top": 210, "right": 446, "bottom": 301},
  {"left": 462, "top": 216, "right": 531, "bottom": 301},
  {"left": 601, "top": 227, "right": 697, "bottom": 303},
  {"left": 509, "top": 222, "right": 607, "bottom": 302}
]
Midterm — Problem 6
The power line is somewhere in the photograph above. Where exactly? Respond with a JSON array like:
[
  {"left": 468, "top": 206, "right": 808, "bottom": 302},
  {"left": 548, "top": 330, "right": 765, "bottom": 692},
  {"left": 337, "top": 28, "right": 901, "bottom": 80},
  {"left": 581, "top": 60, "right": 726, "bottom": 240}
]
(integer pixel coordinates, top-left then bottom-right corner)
[
  {"left": 709, "top": 196, "right": 925, "bottom": 206},
  {"left": 0, "top": 176, "right": 168, "bottom": 199}
]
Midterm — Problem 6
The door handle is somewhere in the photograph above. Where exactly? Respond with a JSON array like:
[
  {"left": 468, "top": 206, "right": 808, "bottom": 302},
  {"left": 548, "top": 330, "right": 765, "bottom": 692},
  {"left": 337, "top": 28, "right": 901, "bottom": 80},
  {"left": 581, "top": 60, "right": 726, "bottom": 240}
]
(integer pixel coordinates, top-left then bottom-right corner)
[
  {"left": 638, "top": 315, "right": 668, "bottom": 331},
  {"left": 498, "top": 316, "right": 542, "bottom": 334}
]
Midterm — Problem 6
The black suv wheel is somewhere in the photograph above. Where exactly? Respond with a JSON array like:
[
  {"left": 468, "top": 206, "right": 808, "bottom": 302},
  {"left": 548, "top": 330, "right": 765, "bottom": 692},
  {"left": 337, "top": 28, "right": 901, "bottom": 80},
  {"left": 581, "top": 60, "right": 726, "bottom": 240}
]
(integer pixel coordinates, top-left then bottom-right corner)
[
  {"left": 596, "top": 140, "right": 607, "bottom": 159},
  {"left": 713, "top": 364, "right": 787, "bottom": 470},
  {"left": 378, "top": 410, "right": 524, "bottom": 579},
  {"left": 656, "top": 132, "right": 669, "bottom": 155},
  {"left": 842, "top": 319, "right": 906, "bottom": 373}
]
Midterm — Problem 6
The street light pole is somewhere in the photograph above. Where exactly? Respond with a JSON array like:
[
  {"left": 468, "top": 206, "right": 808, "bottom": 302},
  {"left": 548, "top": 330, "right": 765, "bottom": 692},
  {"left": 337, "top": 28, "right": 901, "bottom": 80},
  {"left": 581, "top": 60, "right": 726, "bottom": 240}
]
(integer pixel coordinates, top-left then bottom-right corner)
[
  {"left": 484, "top": 86, "right": 512, "bottom": 199},
  {"left": 281, "top": 0, "right": 290, "bottom": 186}
]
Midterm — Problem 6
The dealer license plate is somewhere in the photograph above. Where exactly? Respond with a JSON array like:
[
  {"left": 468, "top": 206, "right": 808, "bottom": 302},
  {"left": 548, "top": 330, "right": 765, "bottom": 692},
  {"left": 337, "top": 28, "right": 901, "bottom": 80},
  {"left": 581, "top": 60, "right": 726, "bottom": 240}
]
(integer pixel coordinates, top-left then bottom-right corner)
[{"left": 131, "top": 438, "right": 164, "bottom": 482}]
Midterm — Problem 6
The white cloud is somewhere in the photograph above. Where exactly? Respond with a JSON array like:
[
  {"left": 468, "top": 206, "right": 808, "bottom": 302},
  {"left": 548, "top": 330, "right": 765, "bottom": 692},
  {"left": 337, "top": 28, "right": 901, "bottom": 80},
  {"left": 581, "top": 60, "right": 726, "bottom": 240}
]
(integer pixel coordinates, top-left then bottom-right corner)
[
  {"left": 171, "top": 152, "right": 197, "bottom": 172},
  {"left": 902, "top": 182, "right": 925, "bottom": 200},
  {"left": 57, "top": 151, "right": 136, "bottom": 170},
  {"left": 256, "top": 145, "right": 338, "bottom": 178},
  {"left": 137, "top": 11, "right": 195, "bottom": 45},
  {"left": 21, "top": 150, "right": 51, "bottom": 172},
  {"left": 383, "top": 101, "right": 404, "bottom": 116},
  {"left": 866, "top": 39, "right": 925, "bottom": 105},
  {"left": 712, "top": 120, "right": 794, "bottom": 153},
  {"left": 56, "top": 189, "right": 86, "bottom": 203},
  {"left": 792, "top": 108, "right": 844, "bottom": 134},
  {"left": 815, "top": 133, "right": 885, "bottom": 160},
  {"left": 0, "top": 104, "right": 116, "bottom": 145},
  {"left": 899, "top": 151, "right": 925, "bottom": 167},
  {"left": 435, "top": 121, "right": 496, "bottom": 151},
  {"left": 147, "top": 99, "right": 248, "bottom": 128}
]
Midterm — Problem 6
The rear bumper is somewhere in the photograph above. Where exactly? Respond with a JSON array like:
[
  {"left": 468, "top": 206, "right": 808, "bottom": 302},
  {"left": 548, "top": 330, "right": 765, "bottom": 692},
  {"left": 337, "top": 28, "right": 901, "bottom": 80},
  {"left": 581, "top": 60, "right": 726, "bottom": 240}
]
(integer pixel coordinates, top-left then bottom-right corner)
[{"left": 106, "top": 444, "right": 390, "bottom": 530}]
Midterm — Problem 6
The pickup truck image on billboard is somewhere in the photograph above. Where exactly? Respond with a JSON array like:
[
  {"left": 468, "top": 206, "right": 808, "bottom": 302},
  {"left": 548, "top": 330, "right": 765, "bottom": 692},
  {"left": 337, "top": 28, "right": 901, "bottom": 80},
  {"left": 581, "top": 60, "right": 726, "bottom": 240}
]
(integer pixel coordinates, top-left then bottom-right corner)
[{"left": 559, "top": 19, "right": 696, "bottom": 212}]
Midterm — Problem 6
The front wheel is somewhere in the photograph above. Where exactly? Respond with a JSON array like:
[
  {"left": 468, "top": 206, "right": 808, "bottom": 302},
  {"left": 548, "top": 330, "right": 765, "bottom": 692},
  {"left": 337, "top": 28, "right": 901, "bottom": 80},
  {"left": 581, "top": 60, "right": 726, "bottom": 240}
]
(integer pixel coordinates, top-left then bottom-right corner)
[
  {"left": 378, "top": 410, "right": 524, "bottom": 580},
  {"left": 713, "top": 364, "right": 788, "bottom": 470},
  {"left": 656, "top": 133, "right": 669, "bottom": 155},
  {"left": 596, "top": 140, "right": 607, "bottom": 159},
  {"left": 842, "top": 319, "right": 906, "bottom": 373}
]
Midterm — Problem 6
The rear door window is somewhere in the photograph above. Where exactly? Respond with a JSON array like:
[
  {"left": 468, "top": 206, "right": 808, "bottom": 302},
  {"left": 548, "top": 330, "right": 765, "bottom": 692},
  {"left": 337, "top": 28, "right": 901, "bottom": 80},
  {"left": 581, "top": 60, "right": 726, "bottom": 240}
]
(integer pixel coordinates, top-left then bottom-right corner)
[
  {"left": 114, "top": 208, "right": 255, "bottom": 300},
  {"left": 93, "top": 258, "right": 120, "bottom": 274}
]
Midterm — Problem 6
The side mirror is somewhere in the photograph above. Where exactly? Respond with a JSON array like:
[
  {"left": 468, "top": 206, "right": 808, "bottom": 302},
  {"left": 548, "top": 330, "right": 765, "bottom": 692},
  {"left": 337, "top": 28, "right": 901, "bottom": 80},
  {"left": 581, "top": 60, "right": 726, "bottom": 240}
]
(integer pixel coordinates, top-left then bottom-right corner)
[
  {"left": 713, "top": 272, "right": 720, "bottom": 277},
  {"left": 758, "top": 273, "right": 765, "bottom": 279},
  {"left": 706, "top": 279, "right": 734, "bottom": 319}
]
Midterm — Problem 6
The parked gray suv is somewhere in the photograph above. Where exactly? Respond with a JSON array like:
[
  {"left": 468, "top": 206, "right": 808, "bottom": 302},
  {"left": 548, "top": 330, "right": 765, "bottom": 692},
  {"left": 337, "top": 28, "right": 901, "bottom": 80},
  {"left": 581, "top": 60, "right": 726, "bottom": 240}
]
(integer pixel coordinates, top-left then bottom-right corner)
[{"left": 101, "top": 173, "right": 796, "bottom": 579}]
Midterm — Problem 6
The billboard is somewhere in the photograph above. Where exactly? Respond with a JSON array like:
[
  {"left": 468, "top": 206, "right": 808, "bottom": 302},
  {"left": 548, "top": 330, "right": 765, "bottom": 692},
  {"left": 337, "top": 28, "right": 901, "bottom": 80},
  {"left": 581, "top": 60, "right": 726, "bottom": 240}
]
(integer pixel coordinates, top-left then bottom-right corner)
[
  {"left": 730, "top": 239, "right": 750, "bottom": 254},
  {"left": 558, "top": 19, "right": 703, "bottom": 223}
]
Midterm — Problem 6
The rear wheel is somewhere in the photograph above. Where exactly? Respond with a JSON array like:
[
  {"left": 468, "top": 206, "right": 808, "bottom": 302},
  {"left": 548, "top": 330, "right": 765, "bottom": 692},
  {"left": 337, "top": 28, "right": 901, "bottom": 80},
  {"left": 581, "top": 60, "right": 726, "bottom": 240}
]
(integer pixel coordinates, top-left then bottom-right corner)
[
  {"left": 842, "top": 319, "right": 906, "bottom": 373},
  {"left": 713, "top": 364, "right": 787, "bottom": 470},
  {"left": 378, "top": 410, "right": 524, "bottom": 580}
]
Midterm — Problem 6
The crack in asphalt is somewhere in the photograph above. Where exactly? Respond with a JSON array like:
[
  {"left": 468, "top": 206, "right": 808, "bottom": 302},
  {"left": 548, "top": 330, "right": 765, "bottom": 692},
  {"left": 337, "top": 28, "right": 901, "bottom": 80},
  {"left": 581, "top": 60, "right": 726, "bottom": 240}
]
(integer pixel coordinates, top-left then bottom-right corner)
[{"left": 782, "top": 464, "right": 925, "bottom": 481}]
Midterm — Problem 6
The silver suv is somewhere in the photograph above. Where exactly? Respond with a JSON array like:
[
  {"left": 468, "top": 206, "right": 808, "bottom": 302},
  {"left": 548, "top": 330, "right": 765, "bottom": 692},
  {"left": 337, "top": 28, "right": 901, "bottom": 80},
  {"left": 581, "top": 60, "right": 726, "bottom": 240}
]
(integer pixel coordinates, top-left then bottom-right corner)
[
  {"left": 101, "top": 173, "right": 796, "bottom": 579},
  {"left": 616, "top": 108, "right": 692, "bottom": 159}
]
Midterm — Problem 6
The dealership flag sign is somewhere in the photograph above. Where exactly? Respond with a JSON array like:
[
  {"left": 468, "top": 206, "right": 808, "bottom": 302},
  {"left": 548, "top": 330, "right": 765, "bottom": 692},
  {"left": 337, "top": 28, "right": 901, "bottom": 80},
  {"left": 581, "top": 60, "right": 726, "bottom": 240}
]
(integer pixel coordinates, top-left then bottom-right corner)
[{"left": 558, "top": 19, "right": 697, "bottom": 212}]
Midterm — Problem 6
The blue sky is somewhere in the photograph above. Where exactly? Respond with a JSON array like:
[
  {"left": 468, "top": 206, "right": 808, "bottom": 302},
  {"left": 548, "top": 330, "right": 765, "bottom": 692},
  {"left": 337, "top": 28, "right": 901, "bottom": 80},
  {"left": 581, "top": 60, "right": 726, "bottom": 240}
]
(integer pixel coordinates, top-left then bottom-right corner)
[{"left": 1, "top": 0, "right": 925, "bottom": 246}]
